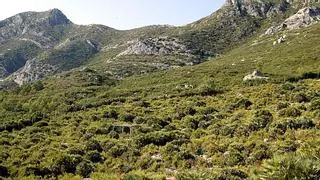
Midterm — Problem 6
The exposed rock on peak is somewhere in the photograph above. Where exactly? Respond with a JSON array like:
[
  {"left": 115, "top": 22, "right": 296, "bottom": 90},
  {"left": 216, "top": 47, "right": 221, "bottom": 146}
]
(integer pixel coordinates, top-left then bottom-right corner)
[
  {"left": 0, "top": 8, "right": 72, "bottom": 57},
  {"left": 224, "top": 0, "right": 291, "bottom": 18},
  {"left": 265, "top": 7, "right": 320, "bottom": 34},
  {"left": 46, "top": 8, "right": 71, "bottom": 26},
  {"left": 1, "top": 8, "right": 71, "bottom": 28}
]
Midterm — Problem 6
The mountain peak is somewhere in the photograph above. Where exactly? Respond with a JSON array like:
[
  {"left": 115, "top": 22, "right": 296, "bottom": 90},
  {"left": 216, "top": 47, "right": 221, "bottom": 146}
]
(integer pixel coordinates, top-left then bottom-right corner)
[
  {"left": 224, "top": 0, "right": 291, "bottom": 17},
  {"left": 45, "top": 8, "right": 71, "bottom": 26}
]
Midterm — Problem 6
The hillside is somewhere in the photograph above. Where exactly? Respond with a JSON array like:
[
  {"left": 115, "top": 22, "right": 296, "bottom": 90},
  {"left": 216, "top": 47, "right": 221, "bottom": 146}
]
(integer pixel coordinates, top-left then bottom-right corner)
[
  {"left": 1, "top": 0, "right": 318, "bottom": 85},
  {"left": 0, "top": 0, "right": 320, "bottom": 179}
]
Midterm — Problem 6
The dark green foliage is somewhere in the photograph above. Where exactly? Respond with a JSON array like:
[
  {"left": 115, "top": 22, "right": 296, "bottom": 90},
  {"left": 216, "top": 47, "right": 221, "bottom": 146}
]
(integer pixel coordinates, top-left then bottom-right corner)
[
  {"left": 287, "top": 118, "right": 315, "bottom": 130},
  {"left": 109, "top": 144, "right": 128, "bottom": 158},
  {"left": 278, "top": 107, "right": 301, "bottom": 117},
  {"left": 225, "top": 151, "right": 245, "bottom": 166},
  {"left": 218, "top": 168, "right": 248, "bottom": 180},
  {"left": 51, "top": 154, "right": 82, "bottom": 175},
  {"left": 76, "top": 160, "right": 94, "bottom": 178},
  {"left": 196, "top": 80, "right": 220, "bottom": 96},
  {"left": 310, "top": 98, "right": 320, "bottom": 111},
  {"left": 136, "top": 131, "right": 189, "bottom": 147},
  {"left": 231, "top": 98, "right": 253, "bottom": 109},
  {"left": 104, "top": 109, "right": 119, "bottom": 119},
  {"left": 120, "top": 113, "right": 136, "bottom": 123},
  {"left": 176, "top": 168, "right": 248, "bottom": 180},
  {"left": 294, "top": 93, "right": 310, "bottom": 103},
  {"left": 255, "top": 154, "right": 320, "bottom": 179},
  {"left": 0, "top": 165, "right": 9, "bottom": 177},
  {"left": 85, "top": 139, "right": 102, "bottom": 152},
  {"left": 249, "top": 110, "right": 273, "bottom": 131},
  {"left": 87, "top": 150, "right": 102, "bottom": 163}
]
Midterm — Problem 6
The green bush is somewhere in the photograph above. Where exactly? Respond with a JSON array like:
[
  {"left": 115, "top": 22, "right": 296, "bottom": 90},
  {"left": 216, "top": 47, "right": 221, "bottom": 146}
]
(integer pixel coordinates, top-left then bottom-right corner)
[
  {"left": 231, "top": 98, "right": 252, "bottom": 109},
  {"left": 249, "top": 110, "right": 273, "bottom": 131},
  {"left": 135, "top": 131, "right": 189, "bottom": 147},
  {"left": 254, "top": 154, "right": 320, "bottom": 179},
  {"left": 294, "top": 93, "right": 310, "bottom": 103},
  {"left": 278, "top": 107, "right": 301, "bottom": 117},
  {"left": 120, "top": 113, "right": 136, "bottom": 122},
  {"left": 108, "top": 144, "right": 128, "bottom": 158},
  {"left": 51, "top": 154, "right": 82, "bottom": 175},
  {"left": 87, "top": 150, "right": 102, "bottom": 163},
  {"left": 310, "top": 98, "right": 320, "bottom": 111},
  {"left": 85, "top": 139, "right": 102, "bottom": 152},
  {"left": 104, "top": 109, "right": 118, "bottom": 119},
  {"left": 196, "top": 80, "right": 219, "bottom": 96},
  {"left": 287, "top": 118, "right": 315, "bottom": 130},
  {"left": 225, "top": 151, "right": 245, "bottom": 166},
  {"left": 76, "top": 160, "right": 94, "bottom": 178}
]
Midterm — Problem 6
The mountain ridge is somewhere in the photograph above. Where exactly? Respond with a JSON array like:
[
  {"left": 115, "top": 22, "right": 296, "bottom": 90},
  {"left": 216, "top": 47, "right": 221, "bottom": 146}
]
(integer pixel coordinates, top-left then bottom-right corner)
[{"left": 0, "top": 0, "right": 319, "bottom": 85}]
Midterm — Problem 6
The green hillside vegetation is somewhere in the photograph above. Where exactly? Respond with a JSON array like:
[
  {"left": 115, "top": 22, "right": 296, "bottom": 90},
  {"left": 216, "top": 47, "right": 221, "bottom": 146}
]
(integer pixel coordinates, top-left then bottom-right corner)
[{"left": 0, "top": 21, "right": 319, "bottom": 179}]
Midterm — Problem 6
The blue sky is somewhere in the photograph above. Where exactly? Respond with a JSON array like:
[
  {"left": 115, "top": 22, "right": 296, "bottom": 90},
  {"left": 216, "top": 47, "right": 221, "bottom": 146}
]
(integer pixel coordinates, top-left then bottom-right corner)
[{"left": 0, "top": 0, "right": 225, "bottom": 30}]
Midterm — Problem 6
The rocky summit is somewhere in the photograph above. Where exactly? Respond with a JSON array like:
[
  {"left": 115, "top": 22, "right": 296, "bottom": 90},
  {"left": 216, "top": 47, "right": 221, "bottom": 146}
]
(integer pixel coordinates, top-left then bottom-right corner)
[{"left": 0, "top": 1, "right": 320, "bottom": 179}]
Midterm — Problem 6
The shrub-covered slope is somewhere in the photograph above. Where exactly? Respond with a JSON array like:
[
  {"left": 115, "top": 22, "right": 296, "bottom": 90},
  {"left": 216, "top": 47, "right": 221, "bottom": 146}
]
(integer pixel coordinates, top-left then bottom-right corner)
[{"left": 0, "top": 18, "right": 319, "bottom": 179}]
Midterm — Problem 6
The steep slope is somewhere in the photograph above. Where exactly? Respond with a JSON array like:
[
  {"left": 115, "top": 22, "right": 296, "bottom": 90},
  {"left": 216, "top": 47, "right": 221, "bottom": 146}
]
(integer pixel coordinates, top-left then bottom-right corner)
[{"left": 0, "top": 9, "right": 72, "bottom": 79}]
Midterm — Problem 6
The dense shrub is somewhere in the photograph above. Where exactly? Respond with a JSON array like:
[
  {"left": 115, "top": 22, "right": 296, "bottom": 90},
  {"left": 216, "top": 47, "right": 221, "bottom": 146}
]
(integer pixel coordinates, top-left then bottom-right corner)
[
  {"left": 135, "top": 131, "right": 189, "bottom": 147},
  {"left": 276, "top": 102, "right": 289, "bottom": 110},
  {"left": 310, "top": 98, "right": 320, "bottom": 111},
  {"left": 120, "top": 113, "right": 136, "bottom": 122},
  {"left": 281, "top": 83, "right": 295, "bottom": 91},
  {"left": 76, "top": 160, "right": 94, "bottom": 178},
  {"left": 51, "top": 154, "right": 82, "bottom": 175},
  {"left": 225, "top": 151, "right": 245, "bottom": 166},
  {"left": 109, "top": 144, "right": 128, "bottom": 158},
  {"left": 287, "top": 118, "right": 315, "bottom": 130},
  {"left": 294, "top": 93, "right": 310, "bottom": 103},
  {"left": 254, "top": 154, "right": 320, "bottom": 179},
  {"left": 68, "top": 146, "right": 85, "bottom": 156},
  {"left": 87, "top": 150, "right": 102, "bottom": 163},
  {"left": 104, "top": 109, "right": 118, "bottom": 119},
  {"left": 177, "top": 168, "right": 248, "bottom": 180},
  {"left": 249, "top": 110, "right": 273, "bottom": 131},
  {"left": 23, "top": 165, "right": 51, "bottom": 177},
  {"left": 278, "top": 107, "right": 301, "bottom": 117},
  {"left": 85, "top": 139, "right": 102, "bottom": 152},
  {"left": 218, "top": 168, "right": 248, "bottom": 180},
  {"left": 231, "top": 98, "right": 252, "bottom": 109},
  {"left": 196, "top": 81, "right": 220, "bottom": 96}
]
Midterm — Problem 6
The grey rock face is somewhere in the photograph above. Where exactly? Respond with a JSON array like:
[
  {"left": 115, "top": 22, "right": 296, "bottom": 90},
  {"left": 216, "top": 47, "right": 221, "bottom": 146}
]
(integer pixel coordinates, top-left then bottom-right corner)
[
  {"left": 224, "top": 0, "right": 290, "bottom": 18},
  {"left": 282, "top": 7, "right": 320, "bottom": 30},
  {"left": 117, "top": 37, "right": 194, "bottom": 57},
  {"left": 265, "top": 7, "right": 320, "bottom": 34},
  {"left": 0, "top": 9, "right": 71, "bottom": 46},
  {"left": 11, "top": 59, "right": 57, "bottom": 85}
]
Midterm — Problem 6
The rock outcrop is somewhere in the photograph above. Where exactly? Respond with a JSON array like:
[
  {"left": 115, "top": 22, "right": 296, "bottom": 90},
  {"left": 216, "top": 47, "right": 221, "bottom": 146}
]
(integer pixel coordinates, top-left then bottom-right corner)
[
  {"left": 224, "top": 0, "right": 290, "bottom": 18},
  {"left": 117, "top": 37, "right": 194, "bottom": 57},
  {"left": 243, "top": 70, "right": 269, "bottom": 81},
  {"left": 265, "top": 7, "right": 320, "bottom": 34},
  {"left": 0, "top": 9, "right": 72, "bottom": 47},
  {"left": 11, "top": 59, "right": 57, "bottom": 85}
]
